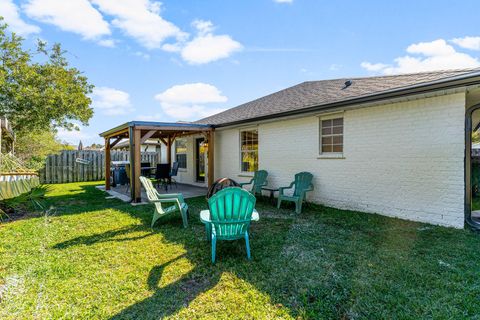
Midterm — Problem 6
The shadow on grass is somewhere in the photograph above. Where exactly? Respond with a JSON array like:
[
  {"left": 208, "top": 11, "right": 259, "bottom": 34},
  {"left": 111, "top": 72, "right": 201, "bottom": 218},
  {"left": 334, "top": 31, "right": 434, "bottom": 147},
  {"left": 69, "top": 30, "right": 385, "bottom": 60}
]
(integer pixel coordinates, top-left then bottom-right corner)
[{"left": 44, "top": 182, "right": 480, "bottom": 319}]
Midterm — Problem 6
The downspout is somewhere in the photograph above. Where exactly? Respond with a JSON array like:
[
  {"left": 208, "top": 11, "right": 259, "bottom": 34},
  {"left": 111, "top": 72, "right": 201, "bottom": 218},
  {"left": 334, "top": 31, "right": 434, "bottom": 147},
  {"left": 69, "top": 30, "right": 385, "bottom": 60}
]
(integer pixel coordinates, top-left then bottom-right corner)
[{"left": 465, "top": 103, "right": 480, "bottom": 230}]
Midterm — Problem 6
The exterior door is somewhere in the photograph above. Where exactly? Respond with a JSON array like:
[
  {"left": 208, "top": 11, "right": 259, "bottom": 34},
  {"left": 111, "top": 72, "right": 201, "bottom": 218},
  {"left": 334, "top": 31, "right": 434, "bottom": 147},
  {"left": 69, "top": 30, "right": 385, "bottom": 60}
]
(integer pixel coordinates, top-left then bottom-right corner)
[{"left": 195, "top": 138, "right": 206, "bottom": 182}]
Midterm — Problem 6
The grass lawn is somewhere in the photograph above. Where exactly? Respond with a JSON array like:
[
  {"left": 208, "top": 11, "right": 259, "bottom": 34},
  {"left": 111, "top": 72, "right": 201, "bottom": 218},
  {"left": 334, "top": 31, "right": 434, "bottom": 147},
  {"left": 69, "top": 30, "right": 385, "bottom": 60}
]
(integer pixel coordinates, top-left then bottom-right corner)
[{"left": 1, "top": 182, "right": 480, "bottom": 319}]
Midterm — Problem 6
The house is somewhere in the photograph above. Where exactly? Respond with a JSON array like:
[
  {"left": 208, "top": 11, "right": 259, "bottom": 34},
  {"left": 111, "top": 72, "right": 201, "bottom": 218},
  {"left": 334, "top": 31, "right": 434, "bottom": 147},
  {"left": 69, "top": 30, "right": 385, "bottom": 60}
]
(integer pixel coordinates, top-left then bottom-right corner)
[{"left": 100, "top": 69, "right": 480, "bottom": 229}]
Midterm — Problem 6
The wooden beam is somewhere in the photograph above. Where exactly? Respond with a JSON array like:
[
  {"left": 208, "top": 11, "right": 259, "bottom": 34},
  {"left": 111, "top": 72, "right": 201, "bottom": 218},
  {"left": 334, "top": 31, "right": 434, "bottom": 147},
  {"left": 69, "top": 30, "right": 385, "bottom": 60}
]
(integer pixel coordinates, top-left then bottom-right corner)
[
  {"left": 136, "top": 125, "right": 210, "bottom": 132},
  {"left": 158, "top": 137, "right": 168, "bottom": 146},
  {"left": 104, "top": 128, "right": 129, "bottom": 139},
  {"left": 133, "top": 128, "right": 142, "bottom": 203},
  {"left": 207, "top": 129, "right": 215, "bottom": 187},
  {"left": 140, "top": 130, "right": 157, "bottom": 144},
  {"left": 105, "top": 138, "right": 111, "bottom": 190},
  {"left": 109, "top": 137, "right": 123, "bottom": 148},
  {"left": 167, "top": 135, "right": 172, "bottom": 167}
]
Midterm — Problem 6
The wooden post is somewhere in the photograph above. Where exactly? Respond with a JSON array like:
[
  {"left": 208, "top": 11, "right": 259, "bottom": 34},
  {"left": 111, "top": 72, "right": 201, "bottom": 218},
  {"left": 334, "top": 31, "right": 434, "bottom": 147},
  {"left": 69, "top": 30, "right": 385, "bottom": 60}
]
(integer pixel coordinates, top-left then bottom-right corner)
[
  {"left": 105, "top": 138, "right": 111, "bottom": 190},
  {"left": 133, "top": 128, "right": 142, "bottom": 202},
  {"left": 207, "top": 129, "right": 215, "bottom": 187},
  {"left": 167, "top": 135, "right": 172, "bottom": 167}
]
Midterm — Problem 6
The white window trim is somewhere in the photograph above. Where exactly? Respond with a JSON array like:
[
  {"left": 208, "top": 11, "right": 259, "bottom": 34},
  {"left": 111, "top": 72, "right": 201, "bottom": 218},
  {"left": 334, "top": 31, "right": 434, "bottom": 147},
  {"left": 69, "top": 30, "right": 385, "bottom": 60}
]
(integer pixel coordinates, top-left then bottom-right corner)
[
  {"left": 174, "top": 139, "right": 188, "bottom": 169},
  {"left": 239, "top": 127, "right": 259, "bottom": 174},
  {"left": 318, "top": 112, "right": 345, "bottom": 159}
]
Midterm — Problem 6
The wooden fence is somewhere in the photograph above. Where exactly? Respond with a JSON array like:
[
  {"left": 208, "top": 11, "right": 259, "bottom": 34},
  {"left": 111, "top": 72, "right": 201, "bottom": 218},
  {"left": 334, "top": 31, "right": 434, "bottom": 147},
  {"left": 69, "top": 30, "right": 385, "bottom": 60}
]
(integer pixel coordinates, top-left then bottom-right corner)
[{"left": 39, "top": 150, "right": 159, "bottom": 184}]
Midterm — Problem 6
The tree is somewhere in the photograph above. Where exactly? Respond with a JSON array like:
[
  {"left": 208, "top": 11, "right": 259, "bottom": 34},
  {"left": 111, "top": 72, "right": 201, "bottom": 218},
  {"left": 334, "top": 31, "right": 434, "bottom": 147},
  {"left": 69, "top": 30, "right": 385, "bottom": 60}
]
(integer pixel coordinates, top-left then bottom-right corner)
[
  {"left": 0, "top": 20, "right": 94, "bottom": 134},
  {"left": 14, "top": 130, "right": 74, "bottom": 170}
]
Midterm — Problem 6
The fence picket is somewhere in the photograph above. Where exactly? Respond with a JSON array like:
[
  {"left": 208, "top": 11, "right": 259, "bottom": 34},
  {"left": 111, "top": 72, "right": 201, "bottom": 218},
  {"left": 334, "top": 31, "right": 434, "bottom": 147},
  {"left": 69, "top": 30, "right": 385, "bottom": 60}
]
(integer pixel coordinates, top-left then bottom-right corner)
[{"left": 40, "top": 150, "right": 159, "bottom": 184}]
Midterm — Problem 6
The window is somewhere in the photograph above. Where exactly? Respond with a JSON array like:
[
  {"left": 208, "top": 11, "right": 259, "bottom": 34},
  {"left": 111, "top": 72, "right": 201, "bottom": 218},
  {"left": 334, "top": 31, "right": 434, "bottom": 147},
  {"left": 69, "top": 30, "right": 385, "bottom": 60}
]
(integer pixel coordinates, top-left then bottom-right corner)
[
  {"left": 175, "top": 139, "right": 187, "bottom": 169},
  {"left": 320, "top": 117, "right": 343, "bottom": 153},
  {"left": 240, "top": 130, "right": 258, "bottom": 172}
]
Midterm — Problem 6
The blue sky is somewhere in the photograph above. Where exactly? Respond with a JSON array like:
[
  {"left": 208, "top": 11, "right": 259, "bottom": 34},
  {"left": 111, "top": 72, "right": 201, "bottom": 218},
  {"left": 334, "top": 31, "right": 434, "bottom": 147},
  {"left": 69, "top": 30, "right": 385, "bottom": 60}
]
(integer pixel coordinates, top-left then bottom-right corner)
[{"left": 2, "top": 0, "right": 480, "bottom": 145}]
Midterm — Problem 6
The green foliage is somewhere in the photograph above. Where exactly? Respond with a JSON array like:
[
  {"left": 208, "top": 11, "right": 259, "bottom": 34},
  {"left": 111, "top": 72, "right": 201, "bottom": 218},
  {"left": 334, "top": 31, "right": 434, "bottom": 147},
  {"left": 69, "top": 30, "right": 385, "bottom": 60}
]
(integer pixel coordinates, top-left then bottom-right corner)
[
  {"left": 0, "top": 20, "right": 94, "bottom": 134},
  {"left": 14, "top": 129, "right": 73, "bottom": 170},
  {"left": 1, "top": 182, "right": 480, "bottom": 318},
  {"left": 473, "top": 130, "right": 480, "bottom": 144}
]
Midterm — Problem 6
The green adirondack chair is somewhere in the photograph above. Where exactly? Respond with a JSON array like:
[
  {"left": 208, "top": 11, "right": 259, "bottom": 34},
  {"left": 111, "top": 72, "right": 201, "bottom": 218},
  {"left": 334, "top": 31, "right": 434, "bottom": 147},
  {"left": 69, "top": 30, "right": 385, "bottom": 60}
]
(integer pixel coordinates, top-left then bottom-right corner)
[
  {"left": 203, "top": 187, "right": 257, "bottom": 263},
  {"left": 239, "top": 170, "right": 268, "bottom": 195},
  {"left": 277, "top": 172, "right": 314, "bottom": 214},
  {"left": 139, "top": 176, "right": 189, "bottom": 228}
]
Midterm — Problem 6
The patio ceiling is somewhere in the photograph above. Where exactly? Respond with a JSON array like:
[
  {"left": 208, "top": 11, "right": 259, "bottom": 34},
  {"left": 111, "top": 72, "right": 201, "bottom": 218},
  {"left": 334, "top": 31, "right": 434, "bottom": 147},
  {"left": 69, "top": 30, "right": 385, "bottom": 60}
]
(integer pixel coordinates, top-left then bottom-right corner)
[{"left": 99, "top": 121, "right": 214, "bottom": 203}]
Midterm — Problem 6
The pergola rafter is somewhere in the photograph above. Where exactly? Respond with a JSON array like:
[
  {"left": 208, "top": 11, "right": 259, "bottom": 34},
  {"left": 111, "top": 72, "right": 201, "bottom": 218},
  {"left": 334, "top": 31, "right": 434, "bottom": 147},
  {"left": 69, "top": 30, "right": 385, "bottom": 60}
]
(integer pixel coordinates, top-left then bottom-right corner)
[{"left": 100, "top": 121, "right": 214, "bottom": 203}]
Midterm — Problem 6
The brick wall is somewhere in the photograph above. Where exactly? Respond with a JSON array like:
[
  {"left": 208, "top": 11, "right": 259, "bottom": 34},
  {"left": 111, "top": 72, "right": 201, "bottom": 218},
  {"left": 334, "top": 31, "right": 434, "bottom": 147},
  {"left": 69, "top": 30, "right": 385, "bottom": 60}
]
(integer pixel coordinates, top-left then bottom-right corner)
[{"left": 214, "top": 92, "right": 466, "bottom": 228}]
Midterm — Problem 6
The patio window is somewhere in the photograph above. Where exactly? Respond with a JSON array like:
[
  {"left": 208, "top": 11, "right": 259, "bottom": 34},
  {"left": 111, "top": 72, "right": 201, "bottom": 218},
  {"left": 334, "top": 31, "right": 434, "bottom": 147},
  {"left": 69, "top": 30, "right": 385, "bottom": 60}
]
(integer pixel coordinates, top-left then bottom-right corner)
[
  {"left": 240, "top": 130, "right": 258, "bottom": 172},
  {"left": 175, "top": 139, "right": 187, "bottom": 169},
  {"left": 320, "top": 116, "right": 343, "bottom": 153}
]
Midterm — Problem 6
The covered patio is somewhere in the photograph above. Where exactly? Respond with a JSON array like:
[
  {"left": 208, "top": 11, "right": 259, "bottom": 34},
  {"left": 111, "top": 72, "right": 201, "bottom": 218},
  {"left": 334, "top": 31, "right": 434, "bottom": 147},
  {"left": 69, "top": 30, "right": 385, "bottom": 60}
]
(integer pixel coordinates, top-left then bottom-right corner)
[{"left": 99, "top": 121, "right": 214, "bottom": 203}]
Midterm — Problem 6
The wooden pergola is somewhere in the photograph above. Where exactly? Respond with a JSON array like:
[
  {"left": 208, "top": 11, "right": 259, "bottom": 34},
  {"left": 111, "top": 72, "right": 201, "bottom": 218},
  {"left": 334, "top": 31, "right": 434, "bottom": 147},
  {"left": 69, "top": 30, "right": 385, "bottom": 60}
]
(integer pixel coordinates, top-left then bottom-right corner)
[{"left": 99, "top": 121, "right": 214, "bottom": 203}]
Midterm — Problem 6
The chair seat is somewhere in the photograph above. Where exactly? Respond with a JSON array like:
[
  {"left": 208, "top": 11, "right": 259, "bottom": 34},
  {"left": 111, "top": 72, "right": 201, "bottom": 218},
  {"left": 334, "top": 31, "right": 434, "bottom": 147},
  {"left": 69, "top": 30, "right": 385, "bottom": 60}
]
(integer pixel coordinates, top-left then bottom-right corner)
[
  {"left": 279, "top": 195, "right": 299, "bottom": 201},
  {"left": 200, "top": 209, "right": 259, "bottom": 224}
]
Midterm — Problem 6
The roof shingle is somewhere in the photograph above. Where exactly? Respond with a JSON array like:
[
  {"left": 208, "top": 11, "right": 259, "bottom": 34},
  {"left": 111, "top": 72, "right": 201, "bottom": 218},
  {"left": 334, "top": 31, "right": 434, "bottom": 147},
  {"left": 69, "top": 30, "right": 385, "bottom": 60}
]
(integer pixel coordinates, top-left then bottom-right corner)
[{"left": 196, "top": 69, "right": 480, "bottom": 126}]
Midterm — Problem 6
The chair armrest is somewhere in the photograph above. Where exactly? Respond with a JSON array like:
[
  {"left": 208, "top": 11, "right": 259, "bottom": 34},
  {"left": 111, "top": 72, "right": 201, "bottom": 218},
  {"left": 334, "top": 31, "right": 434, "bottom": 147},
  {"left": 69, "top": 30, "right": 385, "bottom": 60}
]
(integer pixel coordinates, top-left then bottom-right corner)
[
  {"left": 239, "top": 178, "right": 254, "bottom": 187},
  {"left": 278, "top": 181, "right": 295, "bottom": 194}
]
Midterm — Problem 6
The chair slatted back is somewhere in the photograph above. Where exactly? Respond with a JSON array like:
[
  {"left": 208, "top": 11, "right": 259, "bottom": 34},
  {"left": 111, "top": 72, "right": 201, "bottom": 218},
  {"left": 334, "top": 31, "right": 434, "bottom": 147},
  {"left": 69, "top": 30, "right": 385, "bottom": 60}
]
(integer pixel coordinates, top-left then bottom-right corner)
[
  {"left": 139, "top": 176, "right": 164, "bottom": 214},
  {"left": 293, "top": 172, "right": 313, "bottom": 197},
  {"left": 252, "top": 170, "right": 268, "bottom": 192},
  {"left": 208, "top": 187, "right": 256, "bottom": 239}
]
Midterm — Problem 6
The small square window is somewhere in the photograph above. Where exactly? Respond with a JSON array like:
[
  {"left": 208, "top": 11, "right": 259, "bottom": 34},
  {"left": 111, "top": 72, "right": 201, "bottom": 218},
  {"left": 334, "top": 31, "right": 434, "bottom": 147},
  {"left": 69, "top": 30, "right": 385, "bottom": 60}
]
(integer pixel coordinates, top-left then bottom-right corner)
[{"left": 320, "top": 116, "right": 343, "bottom": 154}]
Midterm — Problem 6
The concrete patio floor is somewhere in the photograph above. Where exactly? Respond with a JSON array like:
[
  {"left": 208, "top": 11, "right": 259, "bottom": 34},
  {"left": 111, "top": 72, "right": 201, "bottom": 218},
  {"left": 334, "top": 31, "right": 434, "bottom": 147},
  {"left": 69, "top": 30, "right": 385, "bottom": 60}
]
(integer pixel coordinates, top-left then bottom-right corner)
[{"left": 96, "top": 183, "right": 207, "bottom": 204}]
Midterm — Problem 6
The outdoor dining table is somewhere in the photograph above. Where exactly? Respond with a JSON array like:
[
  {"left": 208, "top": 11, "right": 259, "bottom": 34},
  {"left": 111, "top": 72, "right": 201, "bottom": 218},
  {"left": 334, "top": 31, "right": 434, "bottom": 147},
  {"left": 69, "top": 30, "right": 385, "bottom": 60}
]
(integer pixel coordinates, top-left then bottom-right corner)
[{"left": 141, "top": 166, "right": 156, "bottom": 177}]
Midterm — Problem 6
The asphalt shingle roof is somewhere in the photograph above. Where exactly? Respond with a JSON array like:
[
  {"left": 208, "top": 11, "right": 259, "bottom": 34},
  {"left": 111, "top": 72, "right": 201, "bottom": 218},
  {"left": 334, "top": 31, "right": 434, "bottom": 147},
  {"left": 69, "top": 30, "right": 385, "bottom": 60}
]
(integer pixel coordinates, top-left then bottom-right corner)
[{"left": 196, "top": 69, "right": 480, "bottom": 126}]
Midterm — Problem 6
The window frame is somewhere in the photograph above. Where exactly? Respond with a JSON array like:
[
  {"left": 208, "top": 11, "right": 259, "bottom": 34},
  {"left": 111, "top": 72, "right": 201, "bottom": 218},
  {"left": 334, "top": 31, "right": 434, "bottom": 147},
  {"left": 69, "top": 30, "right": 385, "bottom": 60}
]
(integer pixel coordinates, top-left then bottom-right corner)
[
  {"left": 175, "top": 138, "right": 187, "bottom": 169},
  {"left": 319, "top": 113, "right": 344, "bottom": 158},
  {"left": 239, "top": 128, "right": 259, "bottom": 173}
]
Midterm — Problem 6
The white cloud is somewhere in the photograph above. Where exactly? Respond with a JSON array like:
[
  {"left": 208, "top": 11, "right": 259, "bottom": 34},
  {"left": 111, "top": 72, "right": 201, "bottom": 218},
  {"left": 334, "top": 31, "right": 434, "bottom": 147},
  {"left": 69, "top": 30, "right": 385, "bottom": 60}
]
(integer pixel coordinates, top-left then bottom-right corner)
[
  {"left": 180, "top": 19, "right": 242, "bottom": 64},
  {"left": 92, "top": 87, "right": 133, "bottom": 116},
  {"left": 97, "top": 38, "right": 116, "bottom": 47},
  {"left": 274, "top": 0, "right": 293, "bottom": 3},
  {"left": 451, "top": 36, "right": 480, "bottom": 51},
  {"left": 360, "top": 62, "right": 389, "bottom": 72},
  {"left": 56, "top": 124, "right": 95, "bottom": 145},
  {"left": 0, "top": 0, "right": 40, "bottom": 36},
  {"left": 361, "top": 39, "right": 480, "bottom": 75},
  {"left": 91, "top": 0, "right": 187, "bottom": 49},
  {"left": 134, "top": 51, "right": 150, "bottom": 60},
  {"left": 23, "top": 0, "right": 110, "bottom": 40},
  {"left": 154, "top": 83, "right": 227, "bottom": 120}
]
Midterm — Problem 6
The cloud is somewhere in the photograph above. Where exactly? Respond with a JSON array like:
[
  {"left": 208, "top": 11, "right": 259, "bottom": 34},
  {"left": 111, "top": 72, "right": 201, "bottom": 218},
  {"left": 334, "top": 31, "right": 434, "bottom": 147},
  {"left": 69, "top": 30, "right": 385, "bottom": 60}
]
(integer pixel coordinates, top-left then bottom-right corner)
[
  {"left": 0, "top": 0, "right": 40, "bottom": 36},
  {"left": 153, "top": 83, "right": 227, "bottom": 120},
  {"left": 92, "top": 87, "right": 133, "bottom": 116},
  {"left": 91, "top": 0, "right": 187, "bottom": 49},
  {"left": 361, "top": 39, "right": 480, "bottom": 74},
  {"left": 97, "top": 38, "right": 116, "bottom": 47},
  {"left": 23, "top": 0, "right": 110, "bottom": 40},
  {"left": 56, "top": 124, "right": 95, "bottom": 145},
  {"left": 451, "top": 36, "right": 480, "bottom": 51},
  {"left": 180, "top": 19, "right": 242, "bottom": 64},
  {"left": 274, "top": 0, "right": 293, "bottom": 3}
]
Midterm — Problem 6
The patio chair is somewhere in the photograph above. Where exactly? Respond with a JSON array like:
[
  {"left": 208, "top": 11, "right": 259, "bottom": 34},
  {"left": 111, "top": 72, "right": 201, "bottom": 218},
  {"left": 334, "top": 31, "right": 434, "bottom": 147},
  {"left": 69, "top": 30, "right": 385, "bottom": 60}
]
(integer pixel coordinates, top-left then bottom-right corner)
[
  {"left": 139, "top": 176, "right": 189, "bottom": 228},
  {"left": 169, "top": 162, "right": 179, "bottom": 189},
  {"left": 277, "top": 172, "right": 314, "bottom": 214},
  {"left": 239, "top": 170, "right": 268, "bottom": 196},
  {"left": 201, "top": 187, "right": 257, "bottom": 263},
  {"left": 125, "top": 164, "right": 131, "bottom": 193}
]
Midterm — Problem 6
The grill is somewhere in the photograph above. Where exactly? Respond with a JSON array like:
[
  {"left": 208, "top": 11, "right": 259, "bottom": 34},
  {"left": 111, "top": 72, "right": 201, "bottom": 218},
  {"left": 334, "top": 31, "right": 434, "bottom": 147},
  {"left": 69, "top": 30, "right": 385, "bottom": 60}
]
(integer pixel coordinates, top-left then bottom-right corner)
[{"left": 206, "top": 177, "right": 240, "bottom": 199}]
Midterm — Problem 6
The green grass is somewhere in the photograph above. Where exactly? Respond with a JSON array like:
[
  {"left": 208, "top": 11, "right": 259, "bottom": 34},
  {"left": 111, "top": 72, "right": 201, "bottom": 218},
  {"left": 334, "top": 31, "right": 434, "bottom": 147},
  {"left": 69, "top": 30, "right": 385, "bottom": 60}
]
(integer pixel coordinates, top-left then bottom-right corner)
[{"left": 1, "top": 182, "right": 480, "bottom": 319}]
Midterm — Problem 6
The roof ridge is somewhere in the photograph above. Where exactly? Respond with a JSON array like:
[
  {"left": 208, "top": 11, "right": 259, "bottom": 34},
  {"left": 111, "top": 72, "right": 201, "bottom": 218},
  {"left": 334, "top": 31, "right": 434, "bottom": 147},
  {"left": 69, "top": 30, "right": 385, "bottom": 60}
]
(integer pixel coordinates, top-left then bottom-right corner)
[{"left": 302, "top": 68, "right": 480, "bottom": 83}]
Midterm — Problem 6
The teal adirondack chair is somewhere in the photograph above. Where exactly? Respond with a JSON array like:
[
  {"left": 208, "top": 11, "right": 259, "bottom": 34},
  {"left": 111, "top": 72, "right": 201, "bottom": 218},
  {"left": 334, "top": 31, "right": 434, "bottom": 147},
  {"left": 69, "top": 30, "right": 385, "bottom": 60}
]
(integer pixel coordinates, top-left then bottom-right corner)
[
  {"left": 239, "top": 170, "right": 268, "bottom": 195},
  {"left": 203, "top": 187, "right": 257, "bottom": 263},
  {"left": 139, "top": 176, "right": 189, "bottom": 228},
  {"left": 277, "top": 172, "right": 314, "bottom": 214}
]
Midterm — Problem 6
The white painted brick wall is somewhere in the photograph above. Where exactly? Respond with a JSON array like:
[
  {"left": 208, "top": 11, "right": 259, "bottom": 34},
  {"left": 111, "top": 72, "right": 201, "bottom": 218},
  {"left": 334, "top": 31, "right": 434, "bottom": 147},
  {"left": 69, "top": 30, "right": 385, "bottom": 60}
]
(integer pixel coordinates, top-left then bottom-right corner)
[{"left": 213, "top": 92, "right": 466, "bottom": 228}]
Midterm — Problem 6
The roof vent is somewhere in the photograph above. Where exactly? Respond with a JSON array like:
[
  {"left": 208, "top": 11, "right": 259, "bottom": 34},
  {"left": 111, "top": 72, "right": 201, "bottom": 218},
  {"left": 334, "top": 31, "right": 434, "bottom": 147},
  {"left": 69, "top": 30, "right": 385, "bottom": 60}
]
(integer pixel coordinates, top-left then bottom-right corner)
[{"left": 343, "top": 80, "right": 353, "bottom": 89}]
